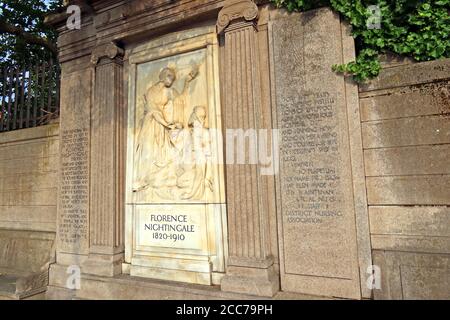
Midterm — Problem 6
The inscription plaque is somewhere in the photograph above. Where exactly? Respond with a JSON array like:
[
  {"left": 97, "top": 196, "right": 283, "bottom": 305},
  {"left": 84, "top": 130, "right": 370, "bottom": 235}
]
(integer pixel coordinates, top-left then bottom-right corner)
[
  {"left": 60, "top": 128, "right": 89, "bottom": 247},
  {"left": 270, "top": 9, "right": 362, "bottom": 298},
  {"left": 58, "top": 70, "right": 91, "bottom": 255},
  {"left": 136, "top": 206, "right": 206, "bottom": 251}
]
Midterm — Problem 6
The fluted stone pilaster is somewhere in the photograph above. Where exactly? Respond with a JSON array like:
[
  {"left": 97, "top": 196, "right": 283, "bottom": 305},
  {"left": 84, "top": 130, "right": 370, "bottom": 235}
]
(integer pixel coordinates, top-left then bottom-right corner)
[
  {"left": 82, "top": 42, "right": 125, "bottom": 277},
  {"left": 218, "top": 0, "right": 279, "bottom": 297}
]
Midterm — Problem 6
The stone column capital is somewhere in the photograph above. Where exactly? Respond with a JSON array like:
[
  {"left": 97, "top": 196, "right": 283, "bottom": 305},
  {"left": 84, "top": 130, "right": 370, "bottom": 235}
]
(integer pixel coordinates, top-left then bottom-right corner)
[
  {"left": 91, "top": 42, "right": 125, "bottom": 65},
  {"left": 217, "top": 0, "right": 259, "bottom": 34}
]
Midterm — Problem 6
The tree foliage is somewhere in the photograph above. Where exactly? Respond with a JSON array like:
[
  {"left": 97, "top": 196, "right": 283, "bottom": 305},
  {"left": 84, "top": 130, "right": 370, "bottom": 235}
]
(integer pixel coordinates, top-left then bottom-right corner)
[
  {"left": 0, "top": 0, "right": 63, "bottom": 68},
  {"left": 272, "top": 0, "right": 450, "bottom": 82}
]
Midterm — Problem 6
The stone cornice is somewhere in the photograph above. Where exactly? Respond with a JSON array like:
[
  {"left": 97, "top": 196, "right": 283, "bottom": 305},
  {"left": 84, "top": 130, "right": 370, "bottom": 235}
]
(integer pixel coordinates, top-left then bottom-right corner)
[{"left": 53, "top": 0, "right": 225, "bottom": 63}]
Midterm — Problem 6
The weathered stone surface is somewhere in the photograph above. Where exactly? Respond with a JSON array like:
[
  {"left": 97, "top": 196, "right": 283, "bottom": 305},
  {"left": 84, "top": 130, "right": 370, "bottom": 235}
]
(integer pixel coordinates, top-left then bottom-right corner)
[
  {"left": 0, "top": 137, "right": 58, "bottom": 161},
  {"left": 360, "top": 58, "right": 450, "bottom": 92},
  {"left": 361, "top": 58, "right": 450, "bottom": 300},
  {"left": 0, "top": 125, "right": 58, "bottom": 300},
  {"left": 360, "top": 81, "right": 450, "bottom": 122},
  {"left": 378, "top": 53, "right": 415, "bottom": 69},
  {"left": 364, "top": 145, "right": 450, "bottom": 176},
  {"left": 0, "top": 207, "right": 56, "bottom": 233},
  {"left": 401, "top": 265, "right": 450, "bottom": 300},
  {"left": 371, "top": 234, "right": 450, "bottom": 254},
  {"left": 57, "top": 68, "right": 92, "bottom": 259},
  {"left": 0, "top": 123, "right": 58, "bottom": 144},
  {"left": 362, "top": 115, "right": 450, "bottom": 149},
  {"left": 270, "top": 8, "right": 367, "bottom": 299},
  {"left": 370, "top": 206, "right": 450, "bottom": 256},
  {"left": 366, "top": 175, "right": 450, "bottom": 205},
  {"left": 0, "top": 125, "right": 59, "bottom": 232},
  {"left": 372, "top": 251, "right": 450, "bottom": 300},
  {"left": 369, "top": 206, "right": 450, "bottom": 238},
  {"left": 75, "top": 273, "right": 327, "bottom": 300},
  {"left": 0, "top": 230, "right": 54, "bottom": 275}
]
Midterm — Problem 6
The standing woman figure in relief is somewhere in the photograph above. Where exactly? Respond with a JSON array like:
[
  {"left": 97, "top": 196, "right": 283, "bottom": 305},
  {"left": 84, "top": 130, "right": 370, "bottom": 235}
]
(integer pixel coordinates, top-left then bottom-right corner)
[{"left": 133, "top": 66, "right": 199, "bottom": 195}]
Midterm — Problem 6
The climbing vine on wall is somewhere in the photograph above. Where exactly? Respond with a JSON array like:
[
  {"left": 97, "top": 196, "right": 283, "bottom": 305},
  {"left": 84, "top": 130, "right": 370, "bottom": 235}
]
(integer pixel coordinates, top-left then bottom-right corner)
[{"left": 272, "top": 0, "right": 450, "bottom": 82}]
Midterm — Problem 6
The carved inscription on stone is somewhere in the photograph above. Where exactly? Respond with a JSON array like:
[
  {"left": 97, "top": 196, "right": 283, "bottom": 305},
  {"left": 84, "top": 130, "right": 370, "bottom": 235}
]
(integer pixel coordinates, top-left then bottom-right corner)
[
  {"left": 58, "top": 69, "right": 91, "bottom": 254},
  {"left": 271, "top": 11, "right": 357, "bottom": 281},
  {"left": 280, "top": 92, "right": 343, "bottom": 226},
  {"left": 135, "top": 205, "right": 207, "bottom": 251},
  {"left": 144, "top": 214, "right": 195, "bottom": 243},
  {"left": 59, "top": 128, "right": 89, "bottom": 250}
]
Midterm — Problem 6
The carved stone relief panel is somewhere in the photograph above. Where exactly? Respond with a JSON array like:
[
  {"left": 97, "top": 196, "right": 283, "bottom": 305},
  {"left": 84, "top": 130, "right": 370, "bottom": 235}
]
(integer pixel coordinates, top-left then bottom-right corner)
[{"left": 125, "top": 26, "right": 227, "bottom": 285}]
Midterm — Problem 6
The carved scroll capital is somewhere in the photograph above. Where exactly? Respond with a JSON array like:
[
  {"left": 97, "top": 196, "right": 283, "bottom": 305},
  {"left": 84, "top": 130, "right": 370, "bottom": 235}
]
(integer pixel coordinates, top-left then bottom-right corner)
[
  {"left": 217, "top": 0, "right": 259, "bottom": 34},
  {"left": 91, "top": 42, "right": 125, "bottom": 65}
]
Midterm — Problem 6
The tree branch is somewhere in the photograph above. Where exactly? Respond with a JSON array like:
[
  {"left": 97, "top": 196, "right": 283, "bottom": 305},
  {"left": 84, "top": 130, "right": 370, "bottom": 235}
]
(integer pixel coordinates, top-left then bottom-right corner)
[{"left": 0, "top": 18, "right": 58, "bottom": 57}]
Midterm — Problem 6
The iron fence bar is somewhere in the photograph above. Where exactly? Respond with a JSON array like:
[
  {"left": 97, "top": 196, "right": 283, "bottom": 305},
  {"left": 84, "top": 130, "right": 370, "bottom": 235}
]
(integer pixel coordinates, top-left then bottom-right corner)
[
  {"left": 0, "top": 60, "right": 60, "bottom": 132},
  {"left": 18, "top": 67, "right": 26, "bottom": 129},
  {"left": 12, "top": 68, "right": 20, "bottom": 130},
  {"left": 47, "top": 59, "right": 53, "bottom": 117},
  {"left": 6, "top": 68, "right": 14, "bottom": 132},
  {"left": 55, "top": 64, "right": 60, "bottom": 116},
  {"left": 39, "top": 62, "right": 47, "bottom": 125},
  {"left": 0, "top": 67, "right": 6, "bottom": 132},
  {"left": 25, "top": 66, "right": 32, "bottom": 129},
  {"left": 32, "top": 64, "right": 39, "bottom": 127}
]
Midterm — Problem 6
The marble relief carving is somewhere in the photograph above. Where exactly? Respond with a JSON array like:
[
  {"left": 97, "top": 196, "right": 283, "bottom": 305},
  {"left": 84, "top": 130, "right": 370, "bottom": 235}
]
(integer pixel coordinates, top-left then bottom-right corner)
[
  {"left": 132, "top": 51, "right": 214, "bottom": 203},
  {"left": 125, "top": 29, "right": 227, "bottom": 285}
]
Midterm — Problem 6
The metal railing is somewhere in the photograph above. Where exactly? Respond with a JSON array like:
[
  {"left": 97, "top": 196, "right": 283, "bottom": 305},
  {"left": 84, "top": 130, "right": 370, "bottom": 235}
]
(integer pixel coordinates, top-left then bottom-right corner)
[{"left": 0, "top": 60, "right": 60, "bottom": 132}]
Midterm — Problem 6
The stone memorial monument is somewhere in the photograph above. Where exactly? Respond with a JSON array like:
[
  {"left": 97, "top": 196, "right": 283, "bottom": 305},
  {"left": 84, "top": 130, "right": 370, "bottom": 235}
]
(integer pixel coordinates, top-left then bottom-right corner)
[
  {"left": 269, "top": 9, "right": 370, "bottom": 299},
  {"left": 1, "top": 0, "right": 447, "bottom": 301},
  {"left": 42, "top": 0, "right": 374, "bottom": 300}
]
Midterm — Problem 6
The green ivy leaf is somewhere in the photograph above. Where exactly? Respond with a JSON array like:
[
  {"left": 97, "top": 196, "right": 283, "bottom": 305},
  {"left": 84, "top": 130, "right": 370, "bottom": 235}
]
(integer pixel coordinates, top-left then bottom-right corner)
[{"left": 271, "top": 0, "right": 450, "bottom": 82}]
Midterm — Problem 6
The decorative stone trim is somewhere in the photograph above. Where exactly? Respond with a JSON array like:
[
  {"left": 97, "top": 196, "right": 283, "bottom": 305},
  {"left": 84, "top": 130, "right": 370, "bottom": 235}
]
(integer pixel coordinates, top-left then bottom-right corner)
[
  {"left": 90, "top": 42, "right": 125, "bottom": 65},
  {"left": 217, "top": 0, "right": 259, "bottom": 34}
]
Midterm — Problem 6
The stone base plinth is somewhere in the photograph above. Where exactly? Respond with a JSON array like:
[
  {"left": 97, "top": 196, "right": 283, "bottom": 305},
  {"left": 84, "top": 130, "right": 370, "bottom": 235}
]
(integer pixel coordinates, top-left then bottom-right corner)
[
  {"left": 69, "top": 274, "right": 326, "bottom": 300},
  {"left": 46, "top": 263, "right": 331, "bottom": 300},
  {"left": 46, "top": 285, "right": 77, "bottom": 300},
  {"left": 221, "top": 265, "right": 280, "bottom": 298},
  {"left": 81, "top": 253, "right": 123, "bottom": 277}
]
